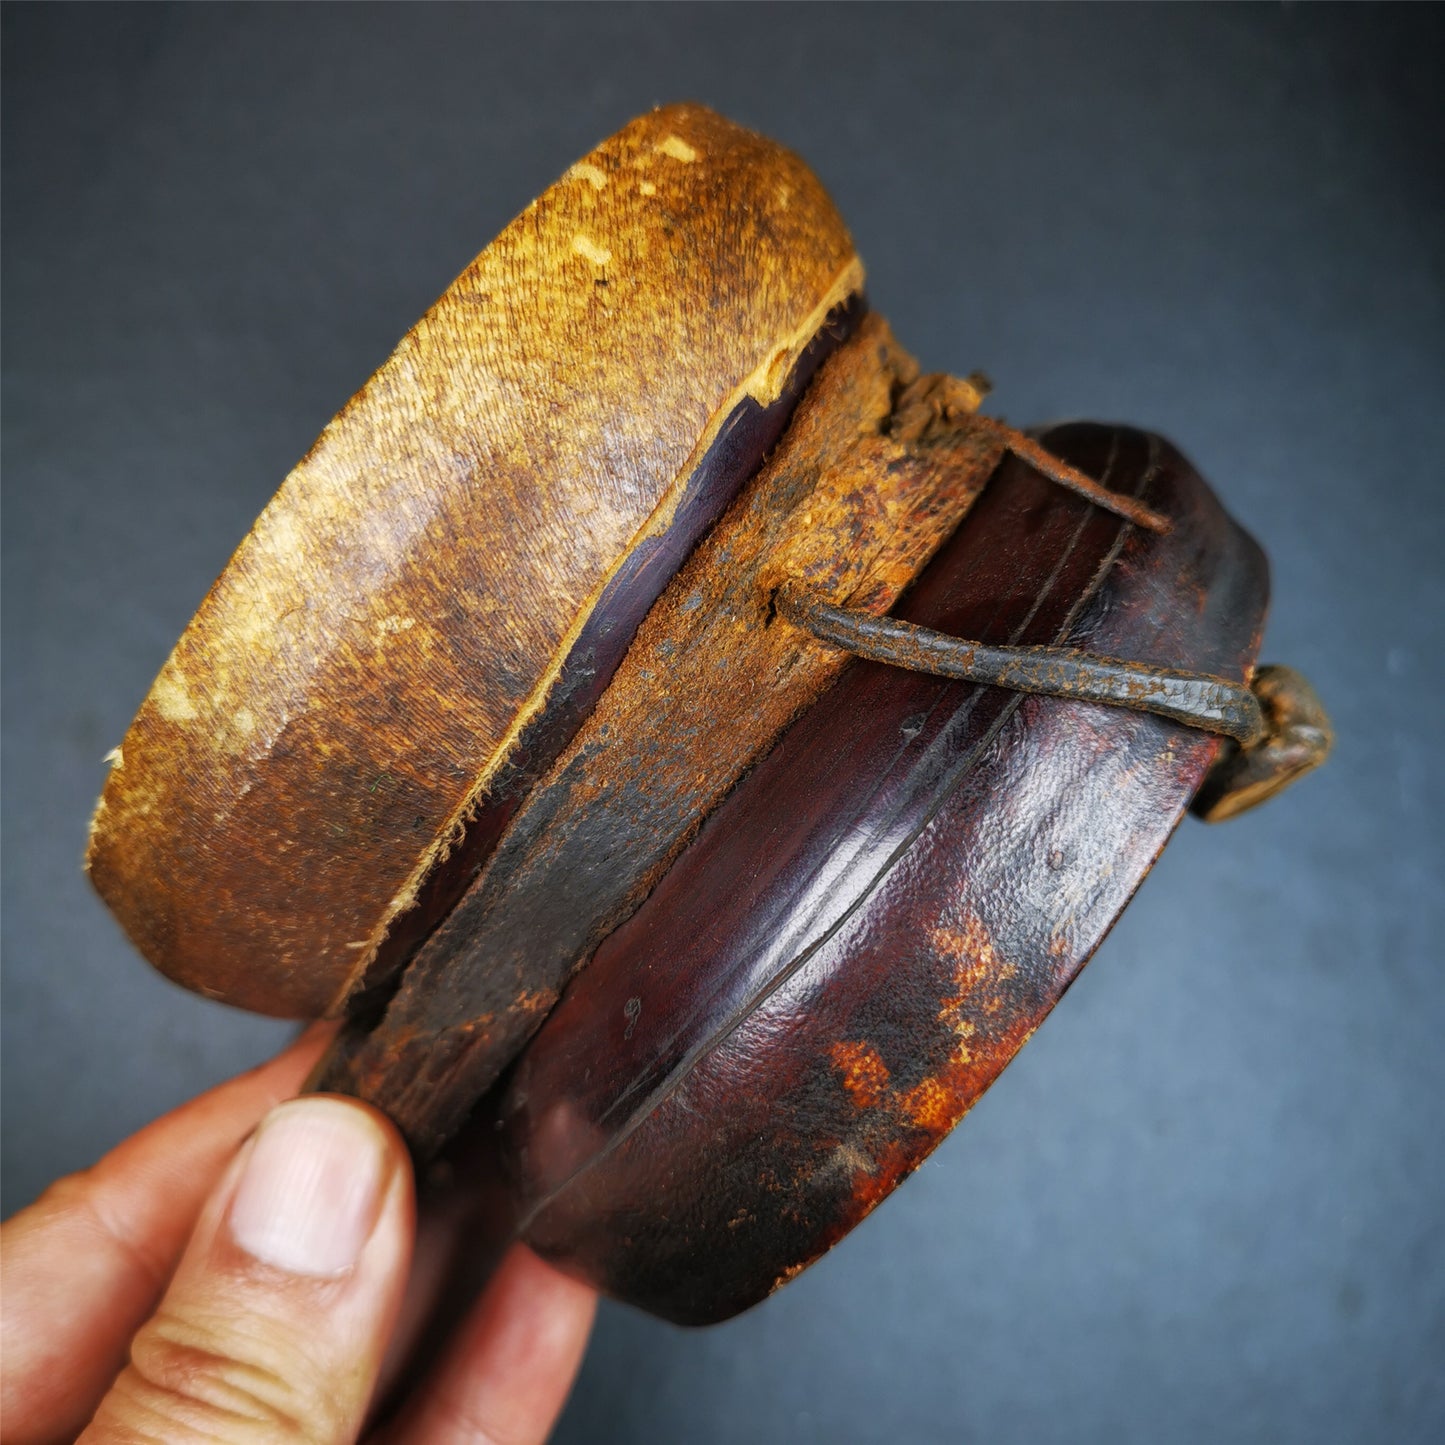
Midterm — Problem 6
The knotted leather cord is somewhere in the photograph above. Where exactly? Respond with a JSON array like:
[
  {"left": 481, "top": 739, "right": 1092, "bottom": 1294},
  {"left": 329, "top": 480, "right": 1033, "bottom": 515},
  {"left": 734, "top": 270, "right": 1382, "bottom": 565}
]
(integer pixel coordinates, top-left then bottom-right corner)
[{"left": 778, "top": 434, "right": 1267, "bottom": 746}]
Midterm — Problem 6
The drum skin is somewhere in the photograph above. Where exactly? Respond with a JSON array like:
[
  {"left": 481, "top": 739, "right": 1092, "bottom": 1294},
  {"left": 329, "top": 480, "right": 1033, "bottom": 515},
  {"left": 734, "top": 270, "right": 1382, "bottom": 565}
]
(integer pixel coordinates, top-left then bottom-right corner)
[
  {"left": 85, "top": 104, "right": 862, "bottom": 1018},
  {"left": 496, "top": 423, "right": 1269, "bottom": 1325}
]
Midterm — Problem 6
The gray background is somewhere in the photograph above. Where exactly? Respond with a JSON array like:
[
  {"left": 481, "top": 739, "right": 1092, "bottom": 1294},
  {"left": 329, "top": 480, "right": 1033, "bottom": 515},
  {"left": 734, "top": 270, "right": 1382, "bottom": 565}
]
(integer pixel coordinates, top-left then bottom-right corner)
[{"left": 4, "top": 4, "right": 1442, "bottom": 1442}]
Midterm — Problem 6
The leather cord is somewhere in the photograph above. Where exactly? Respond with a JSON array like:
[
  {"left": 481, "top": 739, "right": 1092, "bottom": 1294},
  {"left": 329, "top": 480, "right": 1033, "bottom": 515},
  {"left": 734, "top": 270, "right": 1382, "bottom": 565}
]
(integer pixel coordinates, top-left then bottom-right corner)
[{"left": 776, "top": 582, "right": 1266, "bottom": 745}]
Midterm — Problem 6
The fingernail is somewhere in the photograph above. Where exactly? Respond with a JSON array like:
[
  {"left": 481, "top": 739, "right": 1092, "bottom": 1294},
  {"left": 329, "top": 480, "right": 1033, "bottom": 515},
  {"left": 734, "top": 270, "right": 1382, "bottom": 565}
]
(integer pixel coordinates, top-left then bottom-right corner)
[{"left": 228, "top": 1098, "right": 390, "bottom": 1277}]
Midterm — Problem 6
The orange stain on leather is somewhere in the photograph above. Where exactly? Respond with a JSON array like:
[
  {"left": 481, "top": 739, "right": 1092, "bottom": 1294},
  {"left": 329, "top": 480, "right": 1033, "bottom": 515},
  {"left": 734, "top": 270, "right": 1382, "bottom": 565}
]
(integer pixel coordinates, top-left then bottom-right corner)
[{"left": 829, "top": 1039, "right": 892, "bottom": 1109}]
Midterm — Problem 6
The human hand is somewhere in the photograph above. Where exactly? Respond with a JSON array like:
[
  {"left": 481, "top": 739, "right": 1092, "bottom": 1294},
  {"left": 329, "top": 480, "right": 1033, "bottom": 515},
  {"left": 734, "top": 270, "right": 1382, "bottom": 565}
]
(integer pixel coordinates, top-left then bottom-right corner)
[{"left": 1, "top": 1025, "right": 597, "bottom": 1443}]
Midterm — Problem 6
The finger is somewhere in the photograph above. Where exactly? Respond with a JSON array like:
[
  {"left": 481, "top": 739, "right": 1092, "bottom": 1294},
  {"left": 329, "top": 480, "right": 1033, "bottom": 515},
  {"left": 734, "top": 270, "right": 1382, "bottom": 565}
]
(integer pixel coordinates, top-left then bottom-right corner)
[
  {"left": 382, "top": 1244, "right": 596, "bottom": 1445},
  {"left": 82, "top": 1095, "right": 414, "bottom": 1445},
  {"left": 1, "top": 1023, "right": 335, "bottom": 1444},
  {"left": 372, "top": 1183, "right": 478, "bottom": 1409},
  {"left": 372, "top": 1124, "right": 518, "bottom": 1413}
]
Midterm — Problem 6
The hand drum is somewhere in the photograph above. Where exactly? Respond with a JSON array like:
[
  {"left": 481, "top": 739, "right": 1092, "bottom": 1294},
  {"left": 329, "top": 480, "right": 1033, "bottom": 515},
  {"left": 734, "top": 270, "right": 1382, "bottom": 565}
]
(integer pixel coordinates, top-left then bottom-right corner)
[{"left": 87, "top": 105, "right": 1330, "bottom": 1324}]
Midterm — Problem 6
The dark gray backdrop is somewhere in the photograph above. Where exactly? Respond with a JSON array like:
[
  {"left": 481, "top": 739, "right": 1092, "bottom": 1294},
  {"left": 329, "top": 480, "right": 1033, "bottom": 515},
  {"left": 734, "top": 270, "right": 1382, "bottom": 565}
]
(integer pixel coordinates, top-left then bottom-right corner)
[{"left": 4, "top": 5, "right": 1442, "bottom": 1442}]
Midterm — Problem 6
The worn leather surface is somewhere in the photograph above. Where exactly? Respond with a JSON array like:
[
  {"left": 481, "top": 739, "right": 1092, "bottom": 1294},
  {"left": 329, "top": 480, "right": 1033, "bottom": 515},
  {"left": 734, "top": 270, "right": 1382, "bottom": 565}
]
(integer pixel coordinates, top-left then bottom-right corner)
[
  {"left": 499, "top": 423, "right": 1268, "bottom": 1323},
  {"left": 314, "top": 315, "right": 1006, "bottom": 1153},
  {"left": 84, "top": 104, "right": 861, "bottom": 1017}
]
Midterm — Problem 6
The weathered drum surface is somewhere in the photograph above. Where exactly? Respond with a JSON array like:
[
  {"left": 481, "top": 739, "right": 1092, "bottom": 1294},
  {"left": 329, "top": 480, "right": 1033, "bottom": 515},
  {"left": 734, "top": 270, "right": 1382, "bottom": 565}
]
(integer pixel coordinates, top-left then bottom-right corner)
[{"left": 87, "top": 104, "right": 1329, "bottom": 1323}]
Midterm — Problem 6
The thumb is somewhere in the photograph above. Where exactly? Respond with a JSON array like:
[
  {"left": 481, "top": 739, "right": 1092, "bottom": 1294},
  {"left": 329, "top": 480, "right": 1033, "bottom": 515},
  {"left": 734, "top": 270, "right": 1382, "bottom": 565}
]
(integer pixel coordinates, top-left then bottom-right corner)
[{"left": 82, "top": 1096, "right": 414, "bottom": 1444}]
